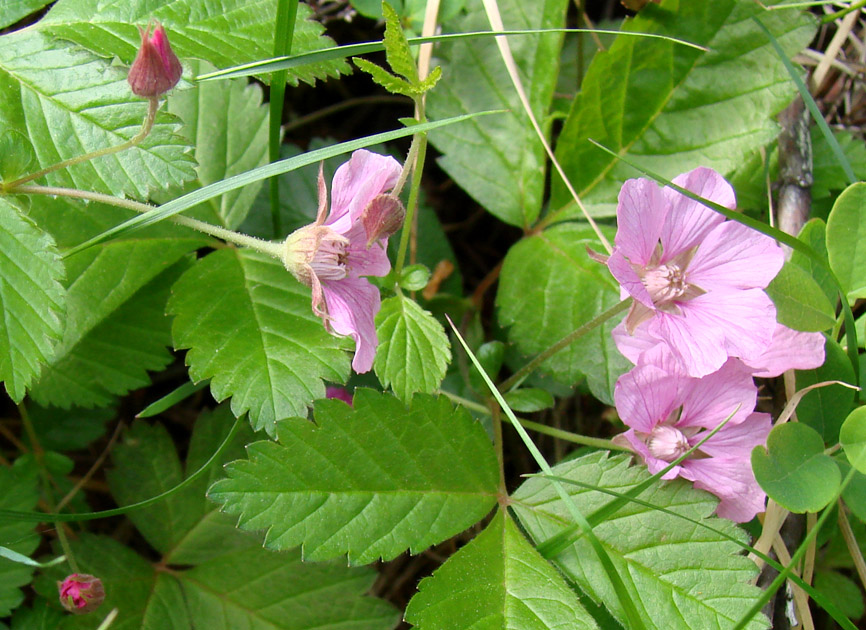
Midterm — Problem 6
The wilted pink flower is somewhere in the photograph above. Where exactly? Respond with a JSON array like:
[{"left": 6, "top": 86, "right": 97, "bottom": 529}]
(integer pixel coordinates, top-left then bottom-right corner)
[
  {"left": 614, "top": 360, "right": 771, "bottom": 522},
  {"left": 606, "top": 168, "right": 785, "bottom": 377},
  {"left": 58, "top": 574, "right": 105, "bottom": 614},
  {"left": 325, "top": 385, "right": 353, "bottom": 405},
  {"left": 613, "top": 322, "right": 826, "bottom": 378},
  {"left": 128, "top": 22, "right": 183, "bottom": 97},
  {"left": 282, "top": 150, "right": 404, "bottom": 373}
]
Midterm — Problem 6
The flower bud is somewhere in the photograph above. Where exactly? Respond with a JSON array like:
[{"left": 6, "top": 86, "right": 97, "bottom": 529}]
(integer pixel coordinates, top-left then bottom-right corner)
[
  {"left": 58, "top": 574, "right": 105, "bottom": 614},
  {"left": 361, "top": 194, "right": 405, "bottom": 247},
  {"left": 127, "top": 22, "right": 183, "bottom": 97},
  {"left": 282, "top": 224, "right": 350, "bottom": 286},
  {"left": 325, "top": 386, "right": 353, "bottom": 405}
]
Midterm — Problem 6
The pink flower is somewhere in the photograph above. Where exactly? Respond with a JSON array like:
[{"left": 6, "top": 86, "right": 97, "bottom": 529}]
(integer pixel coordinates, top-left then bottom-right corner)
[
  {"left": 282, "top": 150, "right": 404, "bottom": 373},
  {"left": 58, "top": 574, "right": 105, "bottom": 614},
  {"left": 128, "top": 22, "right": 183, "bottom": 98},
  {"left": 613, "top": 322, "right": 826, "bottom": 378},
  {"left": 614, "top": 360, "right": 771, "bottom": 522},
  {"left": 607, "top": 168, "right": 785, "bottom": 377}
]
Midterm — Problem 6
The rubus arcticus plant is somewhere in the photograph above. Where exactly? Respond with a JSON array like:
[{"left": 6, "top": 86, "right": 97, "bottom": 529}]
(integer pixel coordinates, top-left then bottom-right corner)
[{"left": 0, "top": 1, "right": 865, "bottom": 629}]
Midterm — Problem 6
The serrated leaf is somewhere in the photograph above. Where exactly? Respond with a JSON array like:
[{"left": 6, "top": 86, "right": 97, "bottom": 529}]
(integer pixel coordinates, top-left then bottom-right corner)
[
  {"left": 765, "top": 261, "right": 835, "bottom": 332},
  {"left": 551, "top": 1, "right": 815, "bottom": 218},
  {"left": 168, "top": 248, "right": 351, "bottom": 437},
  {"left": 427, "top": 0, "right": 568, "bottom": 227},
  {"left": 383, "top": 0, "right": 419, "bottom": 82},
  {"left": 0, "top": 0, "right": 53, "bottom": 30},
  {"left": 827, "top": 182, "right": 866, "bottom": 302},
  {"left": 416, "top": 65, "right": 442, "bottom": 93},
  {"left": 354, "top": 57, "right": 416, "bottom": 96},
  {"left": 209, "top": 390, "right": 499, "bottom": 564},
  {"left": 0, "top": 466, "right": 39, "bottom": 617},
  {"left": 512, "top": 451, "right": 768, "bottom": 630},
  {"left": 374, "top": 295, "right": 451, "bottom": 402},
  {"left": 0, "top": 31, "right": 196, "bottom": 201},
  {"left": 26, "top": 404, "right": 113, "bottom": 452},
  {"left": 26, "top": 196, "right": 204, "bottom": 408},
  {"left": 752, "top": 422, "right": 840, "bottom": 513},
  {"left": 0, "top": 131, "right": 35, "bottom": 182},
  {"left": 37, "top": 0, "right": 348, "bottom": 87},
  {"left": 406, "top": 510, "right": 598, "bottom": 629},
  {"left": 497, "top": 223, "right": 629, "bottom": 404},
  {"left": 0, "top": 199, "right": 65, "bottom": 403},
  {"left": 160, "top": 60, "right": 269, "bottom": 230}
]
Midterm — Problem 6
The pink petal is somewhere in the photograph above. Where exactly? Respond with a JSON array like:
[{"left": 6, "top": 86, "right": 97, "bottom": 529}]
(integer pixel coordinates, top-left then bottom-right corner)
[
  {"left": 608, "top": 250, "right": 654, "bottom": 307},
  {"left": 614, "top": 178, "right": 668, "bottom": 265},
  {"left": 620, "top": 429, "right": 683, "bottom": 480},
  {"left": 677, "top": 360, "right": 757, "bottom": 429},
  {"left": 681, "top": 457, "right": 766, "bottom": 522},
  {"left": 741, "top": 325, "right": 826, "bottom": 377},
  {"left": 660, "top": 168, "right": 732, "bottom": 260},
  {"left": 327, "top": 150, "right": 402, "bottom": 234},
  {"left": 322, "top": 277, "right": 381, "bottom": 373},
  {"left": 343, "top": 222, "right": 392, "bottom": 278},
  {"left": 697, "top": 412, "right": 772, "bottom": 458},
  {"left": 614, "top": 364, "right": 683, "bottom": 433},
  {"left": 687, "top": 221, "right": 785, "bottom": 291},
  {"left": 648, "top": 308, "right": 729, "bottom": 378}
]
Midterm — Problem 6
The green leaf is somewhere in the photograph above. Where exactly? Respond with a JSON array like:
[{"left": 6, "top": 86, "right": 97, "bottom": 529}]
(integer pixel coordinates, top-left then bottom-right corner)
[
  {"left": 427, "top": 0, "right": 569, "bottom": 227},
  {"left": 827, "top": 182, "right": 866, "bottom": 302},
  {"left": 503, "top": 388, "right": 555, "bottom": 413},
  {"left": 399, "top": 264, "right": 431, "bottom": 291},
  {"left": 0, "top": 31, "right": 197, "bottom": 200},
  {"left": 0, "top": 200, "right": 65, "bottom": 403},
  {"left": 374, "top": 295, "right": 451, "bottom": 402},
  {"left": 25, "top": 404, "right": 113, "bottom": 452},
  {"left": 765, "top": 261, "right": 835, "bottom": 332},
  {"left": 812, "top": 129, "right": 866, "bottom": 202},
  {"left": 0, "top": 0, "right": 53, "bottom": 30},
  {"left": 9, "top": 601, "right": 65, "bottom": 630},
  {"left": 168, "top": 248, "right": 351, "bottom": 437},
  {"left": 551, "top": 1, "right": 815, "bottom": 218},
  {"left": 0, "top": 465, "right": 39, "bottom": 617},
  {"left": 37, "top": 0, "right": 348, "bottom": 87},
  {"left": 382, "top": 0, "right": 419, "bottom": 82},
  {"left": 814, "top": 571, "right": 865, "bottom": 621},
  {"left": 512, "top": 451, "right": 768, "bottom": 630},
  {"left": 836, "top": 457, "right": 866, "bottom": 524},
  {"left": 161, "top": 60, "right": 269, "bottom": 230},
  {"left": 0, "top": 131, "right": 35, "bottom": 182},
  {"left": 353, "top": 57, "right": 416, "bottom": 96},
  {"left": 497, "top": 224, "right": 629, "bottom": 404},
  {"left": 841, "top": 406, "right": 866, "bottom": 474},
  {"left": 795, "top": 336, "right": 855, "bottom": 444},
  {"left": 405, "top": 510, "right": 598, "bottom": 629},
  {"left": 752, "top": 422, "right": 841, "bottom": 513},
  {"left": 790, "top": 219, "right": 835, "bottom": 304},
  {"left": 209, "top": 390, "right": 499, "bottom": 564}
]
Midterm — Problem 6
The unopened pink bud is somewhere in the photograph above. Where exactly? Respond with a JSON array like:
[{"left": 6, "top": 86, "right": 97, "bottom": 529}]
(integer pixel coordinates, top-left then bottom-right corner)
[
  {"left": 58, "top": 573, "right": 105, "bottom": 614},
  {"left": 127, "top": 22, "right": 183, "bottom": 97},
  {"left": 361, "top": 194, "right": 405, "bottom": 246}
]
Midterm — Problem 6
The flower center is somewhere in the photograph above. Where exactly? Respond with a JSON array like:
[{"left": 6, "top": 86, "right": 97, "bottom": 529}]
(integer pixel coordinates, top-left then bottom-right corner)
[
  {"left": 647, "top": 425, "right": 690, "bottom": 461},
  {"left": 309, "top": 234, "right": 349, "bottom": 281},
  {"left": 642, "top": 262, "right": 688, "bottom": 304}
]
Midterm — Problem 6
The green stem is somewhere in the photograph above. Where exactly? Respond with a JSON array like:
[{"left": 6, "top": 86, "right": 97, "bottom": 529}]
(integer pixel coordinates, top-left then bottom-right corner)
[
  {"left": 821, "top": 0, "right": 866, "bottom": 23},
  {"left": 393, "top": 132, "right": 427, "bottom": 280},
  {"left": 499, "top": 298, "right": 632, "bottom": 392},
  {"left": 440, "top": 390, "right": 625, "bottom": 451},
  {"left": 8, "top": 184, "right": 284, "bottom": 259},
  {"left": 4, "top": 98, "right": 159, "bottom": 191}
]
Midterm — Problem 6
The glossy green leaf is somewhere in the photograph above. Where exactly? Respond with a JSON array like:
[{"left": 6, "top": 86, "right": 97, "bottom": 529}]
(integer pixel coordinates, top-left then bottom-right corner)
[
  {"left": 0, "top": 199, "right": 65, "bottom": 403},
  {"left": 168, "top": 248, "right": 351, "bottom": 437},
  {"left": 826, "top": 182, "right": 866, "bottom": 302},
  {"left": 427, "top": 0, "right": 569, "bottom": 227},
  {"left": 406, "top": 510, "right": 598, "bottom": 629},
  {"left": 497, "top": 224, "right": 629, "bottom": 404},
  {"left": 765, "top": 261, "right": 835, "bottom": 332},
  {"left": 795, "top": 336, "right": 855, "bottom": 444},
  {"left": 0, "top": 0, "right": 52, "bottom": 30},
  {"left": 0, "top": 31, "right": 196, "bottom": 201},
  {"left": 841, "top": 406, "right": 866, "bottom": 474},
  {"left": 752, "top": 422, "right": 841, "bottom": 513},
  {"left": 37, "top": 0, "right": 348, "bottom": 87},
  {"left": 790, "top": 219, "right": 835, "bottom": 304},
  {"left": 209, "top": 390, "right": 499, "bottom": 564},
  {"left": 162, "top": 60, "right": 269, "bottom": 230},
  {"left": 0, "top": 466, "right": 39, "bottom": 617},
  {"left": 512, "top": 451, "right": 768, "bottom": 630},
  {"left": 374, "top": 295, "right": 451, "bottom": 402},
  {"left": 550, "top": 1, "right": 815, "bottom": 218}
]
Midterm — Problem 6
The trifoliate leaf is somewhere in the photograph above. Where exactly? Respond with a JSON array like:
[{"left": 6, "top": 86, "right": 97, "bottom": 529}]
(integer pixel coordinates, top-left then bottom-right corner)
[
  {"left": 406, "top": 510, "right": 598, "bottom": 629},
  {"left": 168, "top": 248, "right": 351, "bottom": 437},
  {"left": 0, "top": 199, "right": 65, "bottom": 403},
  {"left": 512, "top": 451, "right": 769, "bottom": 630},
  {"left": 374, "top": 295, "right": 451, "bottom": 402},
  {"left": 209, "top": 390, "right": 499, "bottom": 564}
]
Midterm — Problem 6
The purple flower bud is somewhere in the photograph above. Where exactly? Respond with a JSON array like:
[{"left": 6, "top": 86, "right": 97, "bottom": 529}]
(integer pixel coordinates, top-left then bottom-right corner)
[
  {"left": 361, "top": 194, "right": 405, "bottom": 247},
  {"left": 127, "top": 22, "right": 183, "bottom": 98},
  {"left": 58, "top": 574, "right": 105, "bottom": 614}
]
